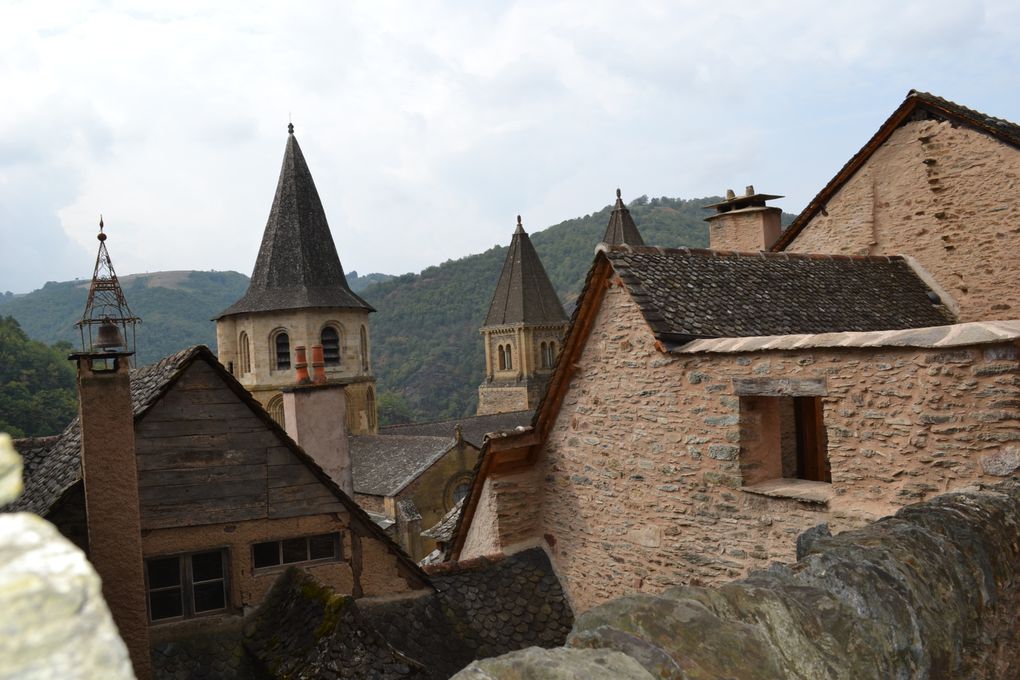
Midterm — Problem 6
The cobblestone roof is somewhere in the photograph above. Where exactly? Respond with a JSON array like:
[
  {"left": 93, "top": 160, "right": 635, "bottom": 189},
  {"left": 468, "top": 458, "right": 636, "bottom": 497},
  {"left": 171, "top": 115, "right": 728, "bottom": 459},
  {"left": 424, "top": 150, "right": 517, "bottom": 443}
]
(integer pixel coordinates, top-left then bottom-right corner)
[
  {"left": 380, "top": 411, "right": 533, "bottom": 448},
  {"left": 350, "top": 435, "right": 456, "bottom": 497},
  {"left": 484, "top": 218, "right": 567, "bottom": 327},
  {"left": 217, "top": 130, "right": 372, "bottom": 318},
  {"left": 602, "top": 245, "right": 954, "bottom": 343},
  {"left": 601, "top": 189, "right": 645, "bottom": 246},
  {"left": 774, "top": 90, "right": 1020, "bottom": 251},
  {"left": 7, "top": 346, "right": 202, "bottom": 515}
]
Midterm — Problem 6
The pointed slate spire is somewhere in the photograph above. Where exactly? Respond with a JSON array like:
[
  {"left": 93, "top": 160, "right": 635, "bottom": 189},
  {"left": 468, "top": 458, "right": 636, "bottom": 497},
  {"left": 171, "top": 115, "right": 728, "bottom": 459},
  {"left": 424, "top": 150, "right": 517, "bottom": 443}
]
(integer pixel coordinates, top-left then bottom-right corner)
[
  {"left": 218, "top": 127, "right": 372, "bottom": 318},
  {"left": 601, "top": 188, "right": 645, "bottom": 246},
  {"left": 484, "top": 216, "right": 567, "bottom": 326}
]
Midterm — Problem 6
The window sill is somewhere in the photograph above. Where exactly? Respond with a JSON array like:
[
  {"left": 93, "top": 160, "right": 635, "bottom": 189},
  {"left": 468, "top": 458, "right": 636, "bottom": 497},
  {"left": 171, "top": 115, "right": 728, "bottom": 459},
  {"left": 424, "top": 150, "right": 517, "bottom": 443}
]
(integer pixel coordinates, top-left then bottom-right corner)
[{"left": 742, "top": 478, "right": 832, "bottom": 505}]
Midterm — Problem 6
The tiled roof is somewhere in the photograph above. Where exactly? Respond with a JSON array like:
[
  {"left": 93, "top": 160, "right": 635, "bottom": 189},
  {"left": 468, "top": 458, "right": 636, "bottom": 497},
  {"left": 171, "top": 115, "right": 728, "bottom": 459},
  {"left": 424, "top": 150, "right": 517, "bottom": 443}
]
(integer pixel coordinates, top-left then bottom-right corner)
[
  {"left": 421, "top": 498, "right": 463, "bottom": 543},
  {"left": 350, "top": 435, "right": 456, "bottom": 497},
  {"left": 380, "top": 410, "right": 533, "bottom": 448},
  {"left": 602, "top": 245, "right": 954, "bottom": 343},
  {"left": 244, "top": 569, "right": 425, "bottom": 679},
  {"left": 483, "top": 217, "right": 567, "bottom": 327},
  {"left": 7, "top": 346, "right": 201, "bottom": 515},
  {"left": 601, "top": 189, "right": 645, "bottom": 246},
  {"left": 366, "top": 548, "right": 574, "bottom": 678},
  {"left": 774, "top": 90, "right": 1020, "bottom": 252},
  {"left": 217, "top": 130, "right": 372, "bottom": 318},
  {"left": 237, "top": 548, "right": 572, "bottom": 679}
]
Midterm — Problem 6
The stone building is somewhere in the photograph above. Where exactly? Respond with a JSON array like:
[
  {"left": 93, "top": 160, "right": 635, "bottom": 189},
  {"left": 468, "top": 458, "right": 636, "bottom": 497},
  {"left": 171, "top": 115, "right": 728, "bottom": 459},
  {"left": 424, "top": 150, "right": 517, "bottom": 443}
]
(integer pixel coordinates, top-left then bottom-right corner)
[
  {"left": 477, "top": 216, "right": 569, "bottom": 415},
  {"left": 449, "top": 90, "right": 1020, "bottom": 614},
  {"left": 215, "top": 124, "right": 379, "bottom": 434}
]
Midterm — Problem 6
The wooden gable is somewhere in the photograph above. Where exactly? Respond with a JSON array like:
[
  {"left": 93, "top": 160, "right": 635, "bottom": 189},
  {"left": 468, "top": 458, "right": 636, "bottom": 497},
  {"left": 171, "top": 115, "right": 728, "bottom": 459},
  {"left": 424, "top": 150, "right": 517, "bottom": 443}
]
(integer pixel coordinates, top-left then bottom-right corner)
[{"left": 134, "top": 358, "right": 344, "bottom": 530}]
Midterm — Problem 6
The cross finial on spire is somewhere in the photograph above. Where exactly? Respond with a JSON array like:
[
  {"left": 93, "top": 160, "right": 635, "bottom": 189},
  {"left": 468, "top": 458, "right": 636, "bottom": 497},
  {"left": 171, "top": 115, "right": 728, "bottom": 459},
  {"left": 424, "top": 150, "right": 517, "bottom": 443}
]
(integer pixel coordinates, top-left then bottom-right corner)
[
  {"left": 288, "top": 122, "right": 294, "bottom": 135},
  {"left": 616, "top": 188, "right": 621, "bottom": 199},
  {"left": 517, "top": 214, "right": 522, "bottom": 227},
  {"left": 98, "top": 215, "right": 106, "bottom": 242}
]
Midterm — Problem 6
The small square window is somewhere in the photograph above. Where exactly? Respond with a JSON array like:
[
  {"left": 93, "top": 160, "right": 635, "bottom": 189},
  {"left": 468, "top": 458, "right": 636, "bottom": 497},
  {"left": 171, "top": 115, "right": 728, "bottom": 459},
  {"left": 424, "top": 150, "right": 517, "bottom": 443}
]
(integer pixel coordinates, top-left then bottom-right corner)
[
  {"left": 308, "top": 534, "right": 337, "bottom": 560},
  {"left": 253, "top": 541, "right": 281, "bottom": 568},
  {"left": 146, "top": 550, "right": 227, "bottom": 622},
  {"left": 739, "top": 395, "right": 830, "bottom": 487}
]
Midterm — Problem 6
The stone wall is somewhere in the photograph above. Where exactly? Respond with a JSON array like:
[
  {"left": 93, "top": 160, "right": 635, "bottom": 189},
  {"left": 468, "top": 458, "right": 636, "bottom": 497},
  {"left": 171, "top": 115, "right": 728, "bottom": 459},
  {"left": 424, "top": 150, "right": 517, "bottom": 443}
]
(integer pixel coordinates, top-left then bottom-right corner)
[
  {"left": 785, "top": 119, "right": 1020, "bottom": 323},
  {"left": 454, "top": 481, "right": 1020, "bottom": 680},
  {"left": 468, "top": 281, "right": 1020, "bottom": 612}
]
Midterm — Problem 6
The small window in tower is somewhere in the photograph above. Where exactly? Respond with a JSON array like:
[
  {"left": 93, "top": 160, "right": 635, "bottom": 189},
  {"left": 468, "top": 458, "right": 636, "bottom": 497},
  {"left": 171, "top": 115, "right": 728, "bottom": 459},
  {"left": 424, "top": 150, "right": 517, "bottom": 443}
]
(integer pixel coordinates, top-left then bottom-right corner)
[
  {"left": 274, "top": 332, "right": 291, "bottom": 370},
  {"left": 498, "top": 345, "right": 507, "bottom": 371},
  {"left": 548, "top": 341, "right": 557, "bottom": 367},
  {"left": 505, "top": 345, "right": 513, "bottom": 370},
  {"left": 360, "top": 326, "right": 369, "bottom": 372},
  {"left": 239, "top": 331, "right": 251, "bottom": 375},
  {"left": 322, "top": 326, "right": 341, "bottom": 366},
  {"left": 267, "top": 394, "right": 285, "bottom": 427},
  {"left": 540, "top": 342, "right": 548, "bottom": 369},
  {"left": 367, "top": 386, "right": 377, "bottom": 430}
]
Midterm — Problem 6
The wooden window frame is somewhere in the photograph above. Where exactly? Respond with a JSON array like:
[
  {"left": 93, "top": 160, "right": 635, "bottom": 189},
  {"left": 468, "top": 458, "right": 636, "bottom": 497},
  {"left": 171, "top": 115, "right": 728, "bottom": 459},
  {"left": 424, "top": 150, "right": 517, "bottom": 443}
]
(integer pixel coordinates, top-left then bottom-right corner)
[
  {"left": 251, "top": 533, "right": 342, "bottom": 573},
  {"left": 145, "top": 549, "right": 229, "bottom": 623}
]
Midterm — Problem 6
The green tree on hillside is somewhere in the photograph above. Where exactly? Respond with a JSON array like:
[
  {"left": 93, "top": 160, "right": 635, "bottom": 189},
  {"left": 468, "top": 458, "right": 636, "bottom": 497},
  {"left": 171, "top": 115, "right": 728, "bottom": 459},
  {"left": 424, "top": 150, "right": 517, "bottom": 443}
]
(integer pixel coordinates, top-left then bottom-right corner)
[{"left": 0, "top": 316, "right": 77, "bottom": 438}]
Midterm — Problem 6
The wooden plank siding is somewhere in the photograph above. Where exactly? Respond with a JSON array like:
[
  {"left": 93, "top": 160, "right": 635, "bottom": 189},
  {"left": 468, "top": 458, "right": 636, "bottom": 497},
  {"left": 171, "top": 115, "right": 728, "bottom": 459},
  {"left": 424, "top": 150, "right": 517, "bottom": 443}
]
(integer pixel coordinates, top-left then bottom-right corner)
[{"left": 135, "top": 360, "right": 344, "bottom": 530}]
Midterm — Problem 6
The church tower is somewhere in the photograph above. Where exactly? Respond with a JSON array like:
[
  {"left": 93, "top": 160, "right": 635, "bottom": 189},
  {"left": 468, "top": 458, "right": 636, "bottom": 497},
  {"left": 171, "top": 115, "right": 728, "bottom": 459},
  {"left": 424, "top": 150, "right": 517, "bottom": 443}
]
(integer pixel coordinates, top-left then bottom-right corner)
[
  {"left": 215, "top": 124, "right": 378, "bottom": 434},
  {"left": 601, "top": 189, "right": 645, "bottom": 246},
  {"left": 477, "top": 216, "right": 568, "bottom": 415}
]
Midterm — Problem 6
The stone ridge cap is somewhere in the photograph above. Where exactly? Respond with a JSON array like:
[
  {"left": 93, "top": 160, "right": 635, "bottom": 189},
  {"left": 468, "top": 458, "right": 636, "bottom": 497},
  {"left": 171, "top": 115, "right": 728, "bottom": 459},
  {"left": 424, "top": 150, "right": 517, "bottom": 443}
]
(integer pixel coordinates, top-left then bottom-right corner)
[
  {"left": 379, "top": 410, "right": 533, "bottom": 435},
  {"left": 671, "top": 320, "right": 1020, "bottom": 355},
  {"left": 601, "top": 244, "right": 903, "bottom": 263},
  {"left": 423, "top": 551, "right": 508, "bottom": 576}
]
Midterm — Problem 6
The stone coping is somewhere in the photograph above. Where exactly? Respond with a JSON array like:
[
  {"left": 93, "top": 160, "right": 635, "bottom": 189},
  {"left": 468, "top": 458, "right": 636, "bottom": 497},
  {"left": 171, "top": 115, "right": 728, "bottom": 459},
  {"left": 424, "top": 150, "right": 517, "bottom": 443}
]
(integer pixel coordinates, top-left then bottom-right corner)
[
  {"left": 742, "top": 478, "right": 832, "bottom": 505},
  {"left": 672, "top": 320, "right": 1020, "bottom": 355}
]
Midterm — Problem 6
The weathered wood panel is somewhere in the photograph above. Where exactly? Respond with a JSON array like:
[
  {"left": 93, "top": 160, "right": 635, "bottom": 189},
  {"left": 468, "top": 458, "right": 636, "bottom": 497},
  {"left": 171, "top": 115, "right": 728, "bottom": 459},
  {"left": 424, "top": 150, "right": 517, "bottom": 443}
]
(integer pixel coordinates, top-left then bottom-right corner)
[
  {"left": 136, "top": 359, "right": 344, "bottom": 531},
  {"left": 138, "top": 464, "right": 265, "bottom": 488}
]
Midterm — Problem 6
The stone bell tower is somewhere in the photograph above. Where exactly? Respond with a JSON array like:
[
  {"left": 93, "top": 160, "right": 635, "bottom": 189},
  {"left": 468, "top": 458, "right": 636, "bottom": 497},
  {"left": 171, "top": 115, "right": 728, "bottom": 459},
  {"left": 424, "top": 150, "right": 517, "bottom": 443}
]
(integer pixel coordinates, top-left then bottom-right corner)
[
  {"left": 215, "top": 124, "right": 378, "bottom": 434},
  {"left": 477, "top": 216, "right": 568, "bottom": 415}
]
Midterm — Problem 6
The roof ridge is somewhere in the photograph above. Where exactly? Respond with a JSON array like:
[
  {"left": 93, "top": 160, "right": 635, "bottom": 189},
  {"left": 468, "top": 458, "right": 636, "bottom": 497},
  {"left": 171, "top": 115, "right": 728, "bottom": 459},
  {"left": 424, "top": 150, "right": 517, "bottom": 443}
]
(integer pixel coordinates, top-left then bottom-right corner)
[
  {"left": 604, "top": 244, "right": 906, "bottom": 262},
  {"left": 380, "top": 410, "right": 532, "bottom": 432}
]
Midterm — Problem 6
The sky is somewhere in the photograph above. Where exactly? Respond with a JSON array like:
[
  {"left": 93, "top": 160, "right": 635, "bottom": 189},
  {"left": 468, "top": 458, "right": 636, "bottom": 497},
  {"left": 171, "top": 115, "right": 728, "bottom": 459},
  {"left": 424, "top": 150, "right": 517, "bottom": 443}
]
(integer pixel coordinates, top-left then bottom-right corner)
[{"left": 2, "top": 1, "right": 1019, "bottom": 294}]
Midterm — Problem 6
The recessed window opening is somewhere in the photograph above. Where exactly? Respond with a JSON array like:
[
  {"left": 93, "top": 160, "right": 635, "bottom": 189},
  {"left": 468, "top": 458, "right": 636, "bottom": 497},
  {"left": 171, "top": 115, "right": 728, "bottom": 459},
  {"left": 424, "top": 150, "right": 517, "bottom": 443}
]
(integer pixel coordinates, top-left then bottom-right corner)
[
  {"left": 505, "top": 344, "right": 513, "bottom": 370},
  {"left": 322, "top": 326, "right": 341, "bottom": 366},
  {"left": 274, "top": 331, "right": 291, "bottom": 370},
  {"left": 360, "top": 326, "right": 369, "bottom": 372},
  {"left": 239, "top": 331, "right": 251, "bottom": 374},
  {"left": 146, "top": 550, "right": 227, "bottom": 622},
  {"left": 252, "top": 533, "right": 341, "bottom": 570},
  {"left": 498, "top": 345, "right": 507, "bottom": 370},
  {"left": 267, "top": 394, "right": 285, "bottom": 427},
  {"left": 740, "top": 395, "right": 830, "bottom": 486}
]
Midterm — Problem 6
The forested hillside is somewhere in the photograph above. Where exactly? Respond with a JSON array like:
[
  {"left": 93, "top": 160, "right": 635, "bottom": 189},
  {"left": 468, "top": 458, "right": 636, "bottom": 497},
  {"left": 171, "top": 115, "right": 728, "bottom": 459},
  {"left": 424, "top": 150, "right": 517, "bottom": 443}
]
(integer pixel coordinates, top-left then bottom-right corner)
[
  {"left": 0, "top": 271, "right": 249, "bottom": 366},
  {"left": 0, "top": 317, "right": 77, "bottom": 437}
]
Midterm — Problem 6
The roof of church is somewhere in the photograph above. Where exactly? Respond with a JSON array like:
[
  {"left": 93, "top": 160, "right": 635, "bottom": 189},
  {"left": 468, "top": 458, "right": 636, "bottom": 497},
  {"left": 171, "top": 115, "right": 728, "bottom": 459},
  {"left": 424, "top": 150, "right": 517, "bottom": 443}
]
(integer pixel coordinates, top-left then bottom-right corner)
[
  {"left": 774, "top": 90, "right": 1020, "bottom": 251},
  {"left": 483, "top": 217, "right": 567, "bottom": 327},
  {"left": 601, "top": 189, "right": 645, "bottom": 246},
  {"left": 217, "top": 128, "right": 373, "bottom": 319},
  {"left": 600, "top": 245, "right": 955, "bottom": 343},
  {"left": 380, "top": 410, "right": 533, "bottom": 448},
  {"left": 349, "top": 434, "right": 457, "bottom": 497}
]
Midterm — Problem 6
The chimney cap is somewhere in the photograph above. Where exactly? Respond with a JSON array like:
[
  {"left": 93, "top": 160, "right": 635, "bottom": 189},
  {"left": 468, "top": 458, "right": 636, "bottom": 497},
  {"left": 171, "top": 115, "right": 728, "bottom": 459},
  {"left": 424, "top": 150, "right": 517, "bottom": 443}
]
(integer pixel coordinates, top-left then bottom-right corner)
[{"left": 703, "top": 188, "right": 784, "bottom": 212}]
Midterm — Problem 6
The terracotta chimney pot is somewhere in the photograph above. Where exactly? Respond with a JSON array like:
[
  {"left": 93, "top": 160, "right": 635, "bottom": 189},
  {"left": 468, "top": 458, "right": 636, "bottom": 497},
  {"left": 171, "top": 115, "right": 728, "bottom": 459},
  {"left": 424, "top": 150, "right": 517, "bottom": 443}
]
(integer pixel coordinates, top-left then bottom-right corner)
[
  {"left": 311, "top": 345, "right": 326, "bottom": 384},
  {"left": 294, "top": 346, "right": 310, "bottom": 384}
]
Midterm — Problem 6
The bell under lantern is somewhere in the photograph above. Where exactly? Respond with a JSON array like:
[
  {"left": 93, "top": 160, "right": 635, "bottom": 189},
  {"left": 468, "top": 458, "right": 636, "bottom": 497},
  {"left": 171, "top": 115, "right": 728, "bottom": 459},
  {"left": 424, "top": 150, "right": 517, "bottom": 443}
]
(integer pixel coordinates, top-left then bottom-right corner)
[{"left": 75, "top": 217, "right": 139, "bottom": 361}]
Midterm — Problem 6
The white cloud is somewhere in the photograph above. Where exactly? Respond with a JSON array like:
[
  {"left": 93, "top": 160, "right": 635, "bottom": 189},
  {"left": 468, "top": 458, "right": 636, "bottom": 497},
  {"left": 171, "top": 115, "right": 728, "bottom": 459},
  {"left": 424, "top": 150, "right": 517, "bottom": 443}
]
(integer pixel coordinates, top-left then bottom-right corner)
[{"left": 1, "top": 0, "right": 1018, "bottom": 291}]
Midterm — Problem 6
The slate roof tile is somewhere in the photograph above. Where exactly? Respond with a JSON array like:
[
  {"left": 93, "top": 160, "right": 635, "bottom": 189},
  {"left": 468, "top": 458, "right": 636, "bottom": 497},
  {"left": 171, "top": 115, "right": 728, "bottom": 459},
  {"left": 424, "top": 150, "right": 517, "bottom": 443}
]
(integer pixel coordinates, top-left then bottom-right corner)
[
  {"left": 602, "top": 245, "right": 954, "bottom": 342},
  {"left": 484, "top": 218, "right": 567, "bottom": 327},
  {"left": 379, "top": 411, "right": 533, "bottom": 449},
  {"left": 349, "top": 435, "right": 456, "bottom": 497},
  {"left": 217, "top": 130, "right": 372, "bottom": 318}
]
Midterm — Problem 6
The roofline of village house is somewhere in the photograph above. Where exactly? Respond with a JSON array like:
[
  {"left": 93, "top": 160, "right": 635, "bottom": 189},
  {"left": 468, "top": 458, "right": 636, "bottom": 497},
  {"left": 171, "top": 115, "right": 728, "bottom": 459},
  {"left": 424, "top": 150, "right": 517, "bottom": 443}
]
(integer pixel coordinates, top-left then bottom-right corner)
[{"left": 772, "top": 90, "right": 1020, "bottom": 252}]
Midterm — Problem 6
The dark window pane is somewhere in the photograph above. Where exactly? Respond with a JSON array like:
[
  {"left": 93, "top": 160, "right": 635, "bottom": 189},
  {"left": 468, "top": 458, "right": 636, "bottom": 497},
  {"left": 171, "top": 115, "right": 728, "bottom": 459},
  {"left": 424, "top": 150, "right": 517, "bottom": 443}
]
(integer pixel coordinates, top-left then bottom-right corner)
[
  {"left": 322, "top": 328, "right": 341, "bottom": 366},
  {"left": 275, "top": 333, "right": 291, "bottom": 369},
  {"left": 147, "top": 556, "right": 181, "bottom": 589},
  {"left": 253, "top": 541, "right": 280, "bottom": 568},
  {"left": 308, "top": 534, "right": 337, "bottom": 560},
  {"left": 191, "top": 551, "right": 224, "bottom": 582},
  {"left": 149, "top": 588, "right": 183, "bottom": 620},
  {"left": 193, "top": 581, "right": 226, "bottom": 613},
  {"left": 281, "top": 538, "right": 308, "bottom": 564}
]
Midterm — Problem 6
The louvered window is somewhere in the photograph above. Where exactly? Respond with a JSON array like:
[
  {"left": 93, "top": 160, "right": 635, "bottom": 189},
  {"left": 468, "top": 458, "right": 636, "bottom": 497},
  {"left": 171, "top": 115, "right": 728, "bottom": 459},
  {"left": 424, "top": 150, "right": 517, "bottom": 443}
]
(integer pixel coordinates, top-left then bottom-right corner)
[{"left": 322, "top": 327, "right": 341, "bottom": 366}]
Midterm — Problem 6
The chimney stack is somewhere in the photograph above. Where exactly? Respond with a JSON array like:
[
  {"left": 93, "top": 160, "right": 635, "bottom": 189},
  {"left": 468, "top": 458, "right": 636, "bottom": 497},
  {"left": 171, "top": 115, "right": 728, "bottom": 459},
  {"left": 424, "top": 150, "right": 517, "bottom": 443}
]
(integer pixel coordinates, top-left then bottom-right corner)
[
  {"left": 282, "top": 349, "right": 353, "bottom": 496},
  {"left": 70, "top": 220, "right": 151, "bottom": 678},
  {"left": 704, "top": 185, "right": 784, "bottom": 251}
]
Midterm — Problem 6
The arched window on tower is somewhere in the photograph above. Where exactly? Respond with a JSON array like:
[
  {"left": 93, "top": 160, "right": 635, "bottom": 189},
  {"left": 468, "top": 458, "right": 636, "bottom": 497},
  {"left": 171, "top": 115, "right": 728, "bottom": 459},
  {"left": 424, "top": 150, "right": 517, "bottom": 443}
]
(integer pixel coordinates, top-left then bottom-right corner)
[
  {"left": 239, "top": 331, "right": 251, "bottom": 374},
  {"left": 360, "top": 325, "right": 369, "bottom": 372},
  {"left": 367, "top": 386, "right": 377, "bottom": 431},
  {"left": 540, "top": 341, "right": 548, "bottom": 369},
  {"left": 548, "top": 340, "right": 557, "bottom": 367},
  {"left": 273, "top": 331, "right": 291, "bottom": 370},
  {"left": 267, "top": 394, "right": 285, "bottom": 427},
  {"left": 498, "top": 345, "right": 506, "bottom": 371},
  {"left": 321, "top": 326, "right": 341, "bottom": 367},
  {"left": 505, "top": 344, "right": 513, "bottom": 370}
]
